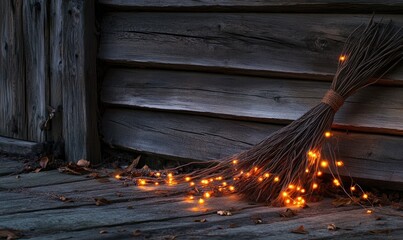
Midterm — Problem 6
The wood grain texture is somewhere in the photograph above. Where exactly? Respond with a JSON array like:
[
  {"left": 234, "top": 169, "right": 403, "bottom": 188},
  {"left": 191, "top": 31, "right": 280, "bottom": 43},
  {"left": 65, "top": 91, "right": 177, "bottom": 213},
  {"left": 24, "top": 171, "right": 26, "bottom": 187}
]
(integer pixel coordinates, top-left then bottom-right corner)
[
  {"left": 99, "top": 0, "right": 403, "bottom": 13},
  {"left": 23, "top": 0, "right": 47, "bottom": 142},
  {"left": 99, "top": 13, "right": 403, "bottom": 83},
  {"left": 0, "top": 136, "right": 43, "bottom": 156},
  {"left": 102, "top": 109, "right": 403, "bottom": 188},
  {"left": 62, "top": 0, "right": 100, "bottom": 163},
  {"left": 0, "top": 0, "right": 26, "bottom": 139},
  {"left": 102, "top": 69, "right": 403, "bottom": 135},
  {"left": 48, "top": 0, "right": 64, "bottom": 142}
]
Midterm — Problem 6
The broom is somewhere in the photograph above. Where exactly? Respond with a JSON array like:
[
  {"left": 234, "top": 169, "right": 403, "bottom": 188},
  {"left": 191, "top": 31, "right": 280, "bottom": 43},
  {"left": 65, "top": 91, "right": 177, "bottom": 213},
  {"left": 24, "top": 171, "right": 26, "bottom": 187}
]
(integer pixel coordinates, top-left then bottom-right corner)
[{"left": 137, "top": 18, "right": 403, "bottom": 205}]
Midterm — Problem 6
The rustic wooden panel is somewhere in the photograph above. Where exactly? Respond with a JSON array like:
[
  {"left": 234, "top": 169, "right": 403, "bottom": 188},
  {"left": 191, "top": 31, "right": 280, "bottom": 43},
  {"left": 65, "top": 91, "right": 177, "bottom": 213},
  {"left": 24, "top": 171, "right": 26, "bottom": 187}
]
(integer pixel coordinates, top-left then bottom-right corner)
[
  {"left": 0, "top": 0, "right": 26, "bottom": 139},
  {"left": 102, "top": 69, "right": 403, "bottom": 135},
  {"left": 23, "top": 0, "right": 47, "bottom": 142},
  {"left": 100, "top": 0, "right": 403, "bottom": 13},
  {"left": 99, "top": 13, "right": 403, "bottom": 83},
  {"left": 102, "top": 109, "right": 403, "bottom": 188},
  {"left": 61, "top": 0, "right": 100, "bottom": 163},
  {"left": 48, "top": 0, "right": 64, "bottom": 142}
]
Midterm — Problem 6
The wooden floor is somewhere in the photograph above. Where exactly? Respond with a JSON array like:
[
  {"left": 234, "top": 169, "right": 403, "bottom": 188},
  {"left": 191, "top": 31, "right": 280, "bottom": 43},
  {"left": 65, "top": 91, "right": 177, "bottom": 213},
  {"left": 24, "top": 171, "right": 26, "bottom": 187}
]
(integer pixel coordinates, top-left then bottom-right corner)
[{"left": 1, "top": 158, "right": 402, "bottom": 240}]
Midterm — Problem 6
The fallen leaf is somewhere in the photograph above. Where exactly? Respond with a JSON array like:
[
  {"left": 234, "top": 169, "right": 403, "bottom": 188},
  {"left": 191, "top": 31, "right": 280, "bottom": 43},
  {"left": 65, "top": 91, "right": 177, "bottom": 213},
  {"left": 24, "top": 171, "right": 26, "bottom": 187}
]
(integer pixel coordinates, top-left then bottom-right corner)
[
  {"left": 280, "top": 208, "right": 297, "bottom": 218},
  {"left": 94, "top": 197, "right": 111, "bottom": 206},
  {"left": 124, "top": 156, "right": 140, "bottom": 173},
  {"left": 88, "top": 172, "right": 100, "bottom": 178},
  {"left": 194, "top": 219, "right": 207, "bottom": 223},
  {"left": 39, "top": 157, "right": 49, "bottom": 169},
  {"left": 332, "top": 197, "right": 359, "bottom": 207},
  {"left": 99, "top": 230, "right": 108, "bottom": 234},
  {"left": 58, "top": 163, "right": 92, "bottom": 175},
  {"left": 77, "top": 159, "right": 90, "bottom": 167},
  {"left": 291, "top": 225, "right": 308, "bottom": 234},
  {"left": 327, "top": 224, "right": 340, "bottom": 231},
  {"left": 59, "top": 196, "right": 74, "bottom": 202},
  {"left": 217, "top": 210, "right": 232, "bottom": 216},
  {"left": 132, "top": 230, "right": 142, "bottom": 236},
  {"left": 0, "top": 228, "right": 20, "bottom": 240},
  {"left": 34, "top": 168, "right": 42, "bottom": 173}
]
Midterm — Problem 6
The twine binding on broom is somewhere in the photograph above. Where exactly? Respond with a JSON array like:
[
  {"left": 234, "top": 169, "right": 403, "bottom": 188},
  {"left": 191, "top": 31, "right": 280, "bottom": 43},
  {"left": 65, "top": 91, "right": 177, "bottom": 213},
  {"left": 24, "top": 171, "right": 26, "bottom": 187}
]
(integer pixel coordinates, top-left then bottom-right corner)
[{"left": 321, "top": 90, "right": 344, "bottom": 112}]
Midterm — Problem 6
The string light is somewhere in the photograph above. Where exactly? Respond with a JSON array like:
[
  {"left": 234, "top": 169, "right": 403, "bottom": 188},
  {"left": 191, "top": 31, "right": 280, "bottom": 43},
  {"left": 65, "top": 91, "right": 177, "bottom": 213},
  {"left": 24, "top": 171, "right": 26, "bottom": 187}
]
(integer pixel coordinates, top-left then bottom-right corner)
[
  {"left": 274, "top": 177, "right": 280, "bottom": 182},
  {"left": 155, "top": 172, "right": 161, "bottom": 177},
  {"left": 258, "top": 177, "right": 264, "bottom": 182},
  {"left": 264, "top": 173, "right": 270, "bottom": 178},
  {"left": 350, "top": 186, "right": 356, "bottom": 191},
  {"left": 366, "top": 209, "right": 373, "bottom": 214},
  {"left": 168, "top": 173, "right": 173, "bottom": 178},
  {"left": 333, "top": 179, "right": 340, "bottom": 186},
  {"left": 285, "top": 199, "right": 291, "bottom": 204},
  {"left": 324, "top": 131, "right": 332, "bottom": 138},
  {"left": 188, "top": 195, "right": 194, "bottom": 200},
  {"left": 222, "top": 182, "right": 227, "bottom": 186},
  {"left": 204, "top": 192, "right": 211, "bottom": 198},
  {"left": 115, "top": 174, "right": 121, "bottom": 179},
  {"left": 288, "top": 184, "right": 295, "bottom": 189},
  {"left": 336, "top": 161, "right": 344, "bottom": 167},
  {"left": 232, "top": 160, "right": 238, "bottom": 165},
  {"left": 154, "top": 182, "right": 159, "bottom": 186},
  {"left": 139, "top": 179, "right": 146, "bottom": 185},
  {"left": 198, "top": 198, "right": 205, "bottom": 204},
  {"left": 362, "top": 193, "right": 368, "bottom": 199},
  {"left": 313, "top": 183, "right": 318, "bottom": 189},
  {"left": 229, "top": 186, "right": 235, "bottom": 191},
  {"left": 282, "top": 192, "right": 288, "bottom": 197},
  {"left": 201, "top": 179, "right": 209, "bottom": 184},
  {"left": 190, "top": 182, "right": 195, "bottom": 186},
  {"left": 305, "top": 168, "right": 309, "bottom": 173},
  {"left": 317, "top": 171, "right": 322, "bottom": 176},
  {"left": 300, "top": 189, "right": 305, "bottom": 193},
  {"left": 185, "top": 177, "right": 191, "bottom": 182},
  {"left": 339, "top": 55, "right": 346, "bottom": 61},
  {"left": 320, "top": 161, "right": 328, "bottom": 168}
]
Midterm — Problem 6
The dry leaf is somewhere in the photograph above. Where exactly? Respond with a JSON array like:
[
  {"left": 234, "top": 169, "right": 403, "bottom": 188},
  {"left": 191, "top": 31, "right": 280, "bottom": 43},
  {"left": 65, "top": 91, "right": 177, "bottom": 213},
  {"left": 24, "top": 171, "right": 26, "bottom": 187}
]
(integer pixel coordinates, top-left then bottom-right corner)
[
  {"left": 332, "top": 197, "right": 359, "bottom": 207},
  {"left": 194, "top": 219, "right": 207, "bottom": 223},
  {"left": 0, "top": 229, "right": 20, "bottom": 240},
  {"left": 59, "top": 196, "right": 74, "bottom": 202},
  {"left": 39, "top": 157, "right": 49, "bottom": 169},
  {"left": 327, "top": 224, "right": 340, "bottom": 231},
  {"left": 77, "top": 159, "right": 90, "bottom": 167},
  {"left": 291, "top": 225, "right": 308, "bottom": 234},
  {"left": 132, "top": 230, "right": 142, "bottom": 236},
  {"left": 34, "top": 168, "right": 42, "bottom": 173},
  {"left": 94, "top": 197, "right": 111, "bottom": 206},
  {"left": 88, "top": 172, "right": 100, "bottom": 178},
  {"left": 280, "top": 208, "right": 297, "bottom": 218},
  {"left": 99, "top": 230, "right": 108, "bottom": 234},
  {"left": 217, "top": 210, "right": 232, "bottom": 216},
  {"left": 124, "top": 156, "right": 140, "bottom": 173}
]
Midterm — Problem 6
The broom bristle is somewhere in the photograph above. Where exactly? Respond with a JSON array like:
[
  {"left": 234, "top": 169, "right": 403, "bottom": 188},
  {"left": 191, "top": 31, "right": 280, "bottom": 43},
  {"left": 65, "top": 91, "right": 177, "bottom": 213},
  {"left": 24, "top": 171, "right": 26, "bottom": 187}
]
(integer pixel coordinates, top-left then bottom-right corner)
[{"left": 145, "top": 19, "right": 403, "bottom": 205}]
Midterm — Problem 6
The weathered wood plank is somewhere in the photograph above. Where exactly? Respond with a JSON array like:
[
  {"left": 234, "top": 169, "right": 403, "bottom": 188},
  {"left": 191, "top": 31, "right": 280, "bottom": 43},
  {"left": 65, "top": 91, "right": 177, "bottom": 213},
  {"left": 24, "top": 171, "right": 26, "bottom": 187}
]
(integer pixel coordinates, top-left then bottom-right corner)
[
  {"left": 100, "top": 0, "right": 403, "bottom": 13},
  {"left": 23, "top": 0, "right": 47, "bottom": 142},
  {"left": 0, "top": 0, "right": 27, "bottom": 139},
  {"left": 61, "top": 0, "right": 100, "bottom": 163},
  {"left": 102, "top": 109, "right": 403, "bottom": 188},
  {"left": 0, "top": 158, "right": 24, "bottom": 176},
  {"left": 102, "top": 69, "right": 403, "bottom": 135},
  {"left": 48, "top": 0, "right": 64, "bottom": 143},
  {"left": 0, "top": 136, "right": 43, "bottom": 156},
  {"left": 99, "top": 13, "right": 403, "bottom": 83}
]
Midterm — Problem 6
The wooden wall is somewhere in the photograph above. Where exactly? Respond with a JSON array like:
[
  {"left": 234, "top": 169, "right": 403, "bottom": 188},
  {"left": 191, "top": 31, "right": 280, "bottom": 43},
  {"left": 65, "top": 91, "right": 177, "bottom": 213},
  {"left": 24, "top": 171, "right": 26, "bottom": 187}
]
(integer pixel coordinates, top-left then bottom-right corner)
[
  {"left": 99, "top": 1, "right": 403, "bottom": 188},
  {"left": 0, "top": 0, "right": 100, "bottom": 163}
]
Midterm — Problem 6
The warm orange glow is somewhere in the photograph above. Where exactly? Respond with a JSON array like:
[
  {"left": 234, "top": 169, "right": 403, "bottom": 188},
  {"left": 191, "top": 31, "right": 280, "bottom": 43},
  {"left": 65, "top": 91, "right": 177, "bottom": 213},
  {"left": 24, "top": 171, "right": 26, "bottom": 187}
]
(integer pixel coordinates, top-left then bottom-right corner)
[
  {"left": 296, "top": 187, "right": 301, "bottom": 191},
  {"left": 297, "top": 197, "right": 302, "bottom": 201},
  {"left": 168, "top": 173, "right": 173, "bottom": 178},
  {"left": 324, "top": 131, "right": 332, "bottom": 138},
  {"left": 301, "top": 199, "right": 305, "bottom": 203},
  {"left": 185, "top": 177, "right": 191, "bottom": 182},
  {"left": 363, "top": 194, "right": 368, "bottom": 199},
  {"left": 139, "top": 179, "right": 146, "bottom": 185},
  {"left": 282, "top": 192, "right": 288, "bottom": 197},
  {"left": 115, "top": 174, "right": 121, "bottom": 179},
  {"left": 246, "top": 172, "right": 251, "bottom": 177},
  {"left": 336, "top": 161, "right": 344, "bottom": 167},
  {"left": 258, "top": 177, "right": 264, "bottom": 182},
  {"left": 350, "top": 186, "right": 356, "bottom": 191},
  {"left": 305, "top": 168, "right": 309, "bottom": 173},
  {"left": 339, "top": 55, "right": 346, "bottom": 61},
  {"left": 300, "top": 189, "right": 306, "bottom": 193},
  {"left": 188, "top": 195, "right": 194, "bottom": 200},
  {"left": 154, "top": 182, "right": 159, "bottom": 186},
  {"left": 190, "top": 182, "right": 195, "bottom": 186},
  {"left": 254, "top": 167, "right": 258, "bottom": 172},
  {"left": 204, "top": 192, "right": 211, "bottom": 198},
  {"left": 232, "top": 159, "right": 238, "bottom": 164},
  {"left": 229, "top": 186, "right": 235, "bottom": 191},
  {"left": 320, "top": 161, "right": 328, "bottom": 168},
  {"left": 313, "top": 183, "right": 318, "bottom": 189},
  {"left": 215, "top": 176, "right": 223, "bottom": 181},
  {"left": 288, "top": 184, "right": 295, "bottom": 189},
  {"left": 155, "top": 172, "right": 161, "bottom": 177},
  {"left": 198, "top": 198, "right": 205, "bottom": 204},
  {"left": 264, "top": 173, "right": 270, "bottom": 178},
  {"left": 222, "top": 182, "right": 227, "bottom": 186},
  {"left": 209, "top": 178, "right": 214, "bottom": 182},
  {"left": 333, "top": 179, "right": 340, "bottom": 186},
  {"left": 308, "top": 151, "right": 317, "bottom": 158},
  {"left": 274, "top": 177, "right": 280, "bottom": 182},
  {"left": 285, "top": 199, "right": 291, "bottom": 204},
  {"left": 366, "top": 209, "right": 373, "bottom": 214},
  {"left": 317, "top": 171, "right": 323, "bottom": 177},
  {"left": 201, "top": 179, "right": 209, "bottom": 184}
]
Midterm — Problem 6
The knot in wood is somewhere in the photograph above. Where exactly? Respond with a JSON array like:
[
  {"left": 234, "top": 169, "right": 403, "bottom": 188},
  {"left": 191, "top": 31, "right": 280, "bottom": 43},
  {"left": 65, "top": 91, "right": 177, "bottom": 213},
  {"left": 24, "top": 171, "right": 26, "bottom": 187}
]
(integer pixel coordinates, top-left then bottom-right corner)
[{"left": 321, "top": 89, "right": 344, "bottom": 112}]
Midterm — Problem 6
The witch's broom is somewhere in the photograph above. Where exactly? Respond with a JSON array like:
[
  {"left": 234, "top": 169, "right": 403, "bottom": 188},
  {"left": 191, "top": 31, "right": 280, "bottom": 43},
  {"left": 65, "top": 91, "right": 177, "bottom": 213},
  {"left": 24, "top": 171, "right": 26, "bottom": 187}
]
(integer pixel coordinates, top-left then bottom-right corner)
[{"left": 137, "top": 18, "right": 402, "bottom": 205}]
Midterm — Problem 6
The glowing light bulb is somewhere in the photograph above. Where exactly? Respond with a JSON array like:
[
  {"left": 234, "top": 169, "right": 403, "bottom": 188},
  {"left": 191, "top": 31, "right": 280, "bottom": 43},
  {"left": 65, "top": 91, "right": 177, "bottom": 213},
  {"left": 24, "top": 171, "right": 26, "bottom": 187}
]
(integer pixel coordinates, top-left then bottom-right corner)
[
  {"left": 139, "top": 179, "right": 146, "bottom": 185},
  {"left": 168, "top": 173, "right": 173, "bottom": 178},
  {"left": 308, "top": 151, "right": 317, "bottom": 158},
  {"left": 366, "top": 209, "right": 373, "bottom": 214},
  {"left": 229, "top": 186, "right": 235, "bottom": 191},
  {"left": 198, "top": 198, "right": 204, "bottom": 204},
  {"left": 285, "top": 199, "right": 291, "bottom": 204},
  {"left": 264, "top": 173, "right": 270, "bottom": 178},
  {"left": 216, "top": 176, "right": 223, "bottom": 180},
  {"left": 288, "top": 184, "right": 295, "bottom": 189},
  {"left": 115, "top": 174, "right": 121, "bottom": 179},
  {"left": 154, "top": 182, "right": 159, "bottom": 186},
  {"left": 155, "top": 172, "right": 161, "bottom": 177},
  {"left": 190, "top": 182, "right": 195, "bottom": 186},
  {"left": 305, "top": 168, "right": 309, "bottom": 173},
  {"left": 333, "top": 179, "right": 340, "bottom": 186},
  {"left": 254, "top": 167, "right": 258, "bottom": 172},
  {"left": 204, "top": 192, "right": 211, "bottom": 198},
  {"left": 274, "top": 177, "right": 280, "bottom": 182},
  {"left": 363, "top": 194, "right": 368, "bottom": 199},
  {"left": 222, "top": 182, "right": 227, "bottom": 186},
  {"left": 339, "top": 55, "right": 346, "bottom": 61},
  {"left": 296, "top": 187, "right": 301, "bottom": 191},
  {"left": 232, "top": 159, "right": 238, "bottom": 165},
  {"left": 336, "top": 161, "right": 344, "bottom": 167},
  {"left": 297, "top": 197, "right": 302, "bottom": 201},
  {"left": 317, "top": 171, "right": 323, "bottom": 176},
  {"left": 350, "top": 186, "right": 356, "bottom": 191},
  {"left": 189, "top": 195, "right": 194, "bottom": 200},
  {"left": 321, "top": 161, "right": 328, "bottom": 168},
  {"left": 258, "top": 177, "right": 264, "bottom": 182},
  {"left": 201, "top": 179, "right": 208, "bottom": 184},
  {"left": 324, "top": 131, "right": 332, "bottom": 138},
  {"left": 313, "top": 183, "right": 318, "bottom": 189},
  {"left": 209, "top": 178, "right": 214, "bottom": 182},
  {"left": 300, "top": 189, "right": 306, "bottom": 193},
  {"left": 185, "top": 177, "right": 191, "bottom": 182},
  {"left": 282, "top": 192, "right": 288, "bottom": 197}
]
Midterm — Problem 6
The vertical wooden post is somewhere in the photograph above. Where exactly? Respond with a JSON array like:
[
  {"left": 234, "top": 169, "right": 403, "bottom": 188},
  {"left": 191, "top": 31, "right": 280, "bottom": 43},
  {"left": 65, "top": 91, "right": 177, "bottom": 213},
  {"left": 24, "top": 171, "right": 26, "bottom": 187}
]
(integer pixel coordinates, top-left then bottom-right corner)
[{"left": 61, "top": 0, "right": 100, "bottom": 163}]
